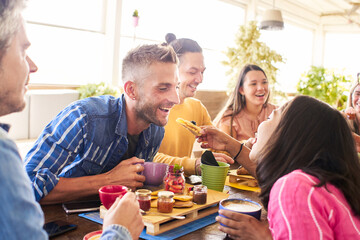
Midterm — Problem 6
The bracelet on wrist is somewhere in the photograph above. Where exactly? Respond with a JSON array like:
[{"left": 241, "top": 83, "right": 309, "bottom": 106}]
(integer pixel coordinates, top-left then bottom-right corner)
[{"left": 233, "top": 143, "right": 243, "bottom": 159}]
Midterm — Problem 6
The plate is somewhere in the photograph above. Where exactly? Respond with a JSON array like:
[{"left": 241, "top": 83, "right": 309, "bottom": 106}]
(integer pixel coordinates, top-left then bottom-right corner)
[
  {"left": 225, "top": 176, "right": 260, "bottom": 192},
  {"left": 83, "top": 230, "right": 102, "bottom": 240},
  {"left": 225, "top": 170, "right": 260, "bottom": 192}
]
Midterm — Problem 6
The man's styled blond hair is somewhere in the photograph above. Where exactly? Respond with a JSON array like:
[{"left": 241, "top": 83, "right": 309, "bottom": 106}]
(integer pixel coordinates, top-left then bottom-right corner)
[{"left": 122, "top": 44, "right": 178, "bottom": 86}]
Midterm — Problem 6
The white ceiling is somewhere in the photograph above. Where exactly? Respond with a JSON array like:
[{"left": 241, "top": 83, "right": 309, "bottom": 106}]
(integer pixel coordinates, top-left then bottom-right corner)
[
  {"left": 294, "top": 0, "right": 360, "bottom": 15},
  {"left": 295, "top": 0, "right": 360, "bottom": 23},
  {"left": 256, "top": 0, "right": 360, "bottom": 31}
]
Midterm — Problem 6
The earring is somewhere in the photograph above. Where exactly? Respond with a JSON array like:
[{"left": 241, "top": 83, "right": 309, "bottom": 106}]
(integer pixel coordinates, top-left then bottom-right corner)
[{"left": 132, "top": 97, "right": 136, "bottom": 100}]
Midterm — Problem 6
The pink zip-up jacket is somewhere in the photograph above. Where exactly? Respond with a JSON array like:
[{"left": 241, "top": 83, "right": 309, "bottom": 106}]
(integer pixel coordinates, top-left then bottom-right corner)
[{"left": 268, "top": 170, "right": 360, "bottom": 239}]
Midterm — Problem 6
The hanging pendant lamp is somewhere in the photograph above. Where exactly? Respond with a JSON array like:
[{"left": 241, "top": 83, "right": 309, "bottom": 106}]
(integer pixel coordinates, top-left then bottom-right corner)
[{"left": 260, "top": 0, "right": 284, "bottom": 30}]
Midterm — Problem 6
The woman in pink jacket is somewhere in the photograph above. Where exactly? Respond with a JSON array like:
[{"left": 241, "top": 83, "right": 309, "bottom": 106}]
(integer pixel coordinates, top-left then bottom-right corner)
[{"left": 199, "top": 95, "right": 360, "bottom": 239}]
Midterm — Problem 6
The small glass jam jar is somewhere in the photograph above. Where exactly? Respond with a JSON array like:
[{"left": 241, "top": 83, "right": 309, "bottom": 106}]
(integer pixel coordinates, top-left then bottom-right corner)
[
  {"left": 164, "top": 165, "right": 185, "bottom": 194},
  {"left": 157, "top": 191, "right": 174, "bottom": 213},
  {"left": 193, "top": 185, "right": 207, "bottom": 204},
  {"left": 135, "top": 189, "right": 152, "bottom": 212}
]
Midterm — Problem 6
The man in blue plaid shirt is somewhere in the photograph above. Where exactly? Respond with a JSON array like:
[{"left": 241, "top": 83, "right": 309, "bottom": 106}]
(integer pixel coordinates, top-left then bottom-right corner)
[{"left": 24, "top": 44, "right": 180, "bottom": 204}]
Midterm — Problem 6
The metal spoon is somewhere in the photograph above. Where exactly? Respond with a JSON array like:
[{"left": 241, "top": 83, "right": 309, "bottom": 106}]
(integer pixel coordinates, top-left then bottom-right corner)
[{"left": 140, "top": 209, "right": 185, "bottom": 220}]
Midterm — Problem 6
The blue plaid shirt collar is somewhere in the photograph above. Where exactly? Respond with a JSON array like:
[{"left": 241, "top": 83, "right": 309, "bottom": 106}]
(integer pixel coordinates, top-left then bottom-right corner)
[
  {"left": 115, "top": 94, "right": 152, "bottom": 146},
  {"left": 0, "top": 123, "right": 10, "bottom": 132}
]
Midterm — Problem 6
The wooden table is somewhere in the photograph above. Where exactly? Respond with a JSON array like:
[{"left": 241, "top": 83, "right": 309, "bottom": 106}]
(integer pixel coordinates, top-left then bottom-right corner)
[{"left": 42, "top": 185, "right": 265, "bottom": 240}]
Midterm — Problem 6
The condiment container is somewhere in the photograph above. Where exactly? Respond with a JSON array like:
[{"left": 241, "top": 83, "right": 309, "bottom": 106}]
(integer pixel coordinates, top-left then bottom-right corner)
[
  {"left": 164, "top": 166, "right": 185, "bottom": 194},
  {"left": 135, "top": 189, "right": 152, "bottom": 212},
  {"left": 193, "top": 185, "right": 207, "bottom": 204},
  {"left": 157, "top": 191, "right": 174, "bottom": 213}
]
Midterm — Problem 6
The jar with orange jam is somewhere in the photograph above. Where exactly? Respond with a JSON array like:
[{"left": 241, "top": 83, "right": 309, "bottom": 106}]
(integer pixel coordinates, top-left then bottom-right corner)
[{"left": 157, "top": 191, "right": 174, "bottom": 213}]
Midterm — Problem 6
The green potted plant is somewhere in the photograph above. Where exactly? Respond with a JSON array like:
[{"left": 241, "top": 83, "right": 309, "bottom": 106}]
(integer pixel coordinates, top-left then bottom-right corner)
[
  {"left": 77, "top": 82, "right": 122, "bottom": 100},
  {"left": 133, "top": 9, "right": 139, "bottom": 27},
  {"left": 296, "top": 66, "right": 352, "bottom": 110},
  {"left": 222, "top": 21, "right": 285, "bottom": 98}
]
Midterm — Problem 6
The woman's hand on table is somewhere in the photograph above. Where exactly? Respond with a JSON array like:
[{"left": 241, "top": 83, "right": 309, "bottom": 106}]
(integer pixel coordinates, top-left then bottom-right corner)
[
  {"left": 216, "top": 210, "right": 272, "bottom": 240},
  {"left": 102, "top": 192, "right": 144, "bottom": 239}
]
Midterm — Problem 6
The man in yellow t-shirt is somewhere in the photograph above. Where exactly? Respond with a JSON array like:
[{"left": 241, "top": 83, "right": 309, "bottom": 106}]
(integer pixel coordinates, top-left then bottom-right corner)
[{"left": 154, "top": 33, "right": 234, "bottom": 175}]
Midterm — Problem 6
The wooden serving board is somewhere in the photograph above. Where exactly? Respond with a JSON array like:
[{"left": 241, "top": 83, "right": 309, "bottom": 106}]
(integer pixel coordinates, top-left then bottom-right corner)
[
  {"left": 100, "top": 184, "right": 229, "bottom": 236},
  {"left": 225, "top": 169, "right": 260, "bottom": 192}
]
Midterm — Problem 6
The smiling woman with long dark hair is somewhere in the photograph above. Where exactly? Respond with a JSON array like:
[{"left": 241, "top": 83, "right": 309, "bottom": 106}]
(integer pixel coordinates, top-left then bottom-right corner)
[{"left": 214, "top": 64, "right": 277, "bottom": 143}]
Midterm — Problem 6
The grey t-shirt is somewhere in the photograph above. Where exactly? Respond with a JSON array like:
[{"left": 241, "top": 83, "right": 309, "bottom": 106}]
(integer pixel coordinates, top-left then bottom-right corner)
[{"left": 121, "top": 134, "right": 140, "bottom": 160}]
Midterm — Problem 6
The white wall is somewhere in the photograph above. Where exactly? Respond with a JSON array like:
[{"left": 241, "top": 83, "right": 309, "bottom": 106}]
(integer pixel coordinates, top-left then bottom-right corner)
[
  {"left": 0, "top": 90, "right": 79, "bottom": 140},
  {"left": 0, "top": 95, "right": 30, "bottom": 139}
]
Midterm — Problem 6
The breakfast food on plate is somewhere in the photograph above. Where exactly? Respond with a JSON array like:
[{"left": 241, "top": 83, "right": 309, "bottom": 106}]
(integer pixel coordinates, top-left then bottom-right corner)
[
  {"left": 230, "top": 167, "right": 259, "bottom": 187},
  {"left": 151, "top": 199, "right": 158, "bottom": 208},
  {"left": 247, "top": 179, "right": 258, "bottom": 187},
  {"left": 176, "top": 118, "right": 202, "bottom": 136},
  {"left": 173, "top": 195, "right": 193, "bottom": 201},
  {"left": 236, "top": 166, "right": 250, "bottom": 175},
  {"left": 151, "top": 198, "right": 194, "bottom": 208},
  {"left": 174, "top": 201, "right": 194, "bottom": 208},
  {"left": 151, "top": 190, "right": 159, "bottom": 196}
]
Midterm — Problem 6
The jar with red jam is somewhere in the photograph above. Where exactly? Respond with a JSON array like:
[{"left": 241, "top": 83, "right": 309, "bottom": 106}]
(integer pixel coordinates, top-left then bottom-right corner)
[
  {"left": 193, "top": 185, "right": 207, "bottom": 204},
  {"left": 157, "top": 191, "right": 174, "bottom": 213},
  {"left": 135, "top": 189, "right": 152, "bottom": 212},
  {"left": 164, "top": 165, "right": 185, "bottom": 194}
]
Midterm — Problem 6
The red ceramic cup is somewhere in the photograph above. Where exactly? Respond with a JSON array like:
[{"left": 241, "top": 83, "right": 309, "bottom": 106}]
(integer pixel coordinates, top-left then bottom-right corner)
[{"left": 98, "top": 185, "right": 128, "bottom": 209}]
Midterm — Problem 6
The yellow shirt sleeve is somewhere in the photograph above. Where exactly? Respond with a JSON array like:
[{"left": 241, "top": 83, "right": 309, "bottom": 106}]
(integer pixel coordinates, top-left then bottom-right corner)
[{"left": 154, "top": 98, "right": 212, "bottom": 175}]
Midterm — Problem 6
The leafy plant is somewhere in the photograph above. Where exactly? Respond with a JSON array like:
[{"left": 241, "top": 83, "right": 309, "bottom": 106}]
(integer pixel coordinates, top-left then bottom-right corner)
[
  {"left": 77, "top": 82, "right": 122, "bottom": 99},
  {"left": 222, "top": 21, "right": 285, "bottom": 95},
  {"left": 168, "top": 164, "right": 183, "bottom": 174},
  {"left": 297, "top": 66, "right": 352, "bottom": 110},
  {"left": 133, "top": 9, "right": 139, "bottom": 17}
]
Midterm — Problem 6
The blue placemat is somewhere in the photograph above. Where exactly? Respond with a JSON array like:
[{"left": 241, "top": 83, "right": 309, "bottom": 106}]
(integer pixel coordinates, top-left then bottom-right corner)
[
  {"left": 79, "top": 211, "right": 218, "bottom": 239},
  {"left": 79, "top": 211, "right": 102, "bottom": 224}
]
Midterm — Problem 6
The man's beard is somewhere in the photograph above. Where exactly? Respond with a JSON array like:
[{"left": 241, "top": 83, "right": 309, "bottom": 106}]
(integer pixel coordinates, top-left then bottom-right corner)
[
  {"left": 0, "top": 91, "right": 25, "bottom": 116},
  {"left": 134, "top": 100, "right": 165, "bottom": 127}
]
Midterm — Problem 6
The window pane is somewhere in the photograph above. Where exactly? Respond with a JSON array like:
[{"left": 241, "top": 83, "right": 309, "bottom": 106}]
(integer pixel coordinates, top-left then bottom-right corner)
[
  {"left": 120, "top": 0, "right": 245, "bottom": 90},
  {"left": 23, "top": 0, "right": 105, "bottom": 32},
  {"left": 260, "top": 24, "right": 313, "bottom": 93},
  {"left": 324, "top": 33, "right": 360, "bottom": 78},
  {"left": 26, "top": 24, "right": 105, "bottom": 85}
]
